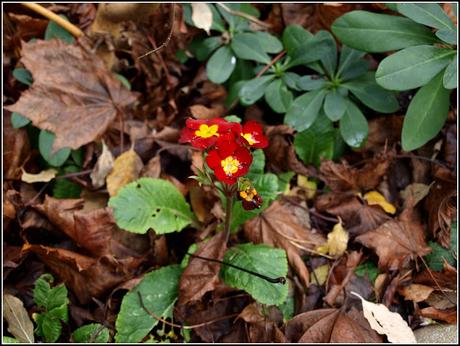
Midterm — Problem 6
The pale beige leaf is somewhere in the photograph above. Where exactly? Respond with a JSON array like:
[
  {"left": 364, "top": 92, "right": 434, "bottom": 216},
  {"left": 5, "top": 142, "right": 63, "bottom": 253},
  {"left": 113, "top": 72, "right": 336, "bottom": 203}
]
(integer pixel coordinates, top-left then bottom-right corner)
[
  {"left": 90, "top": 141, "right": 114, "bottom": 188},
  {"left": 351, "top": 292, "right": 417, "bottom": 343},
  {"left": 3, "top": 294, "right": 35, "bottom": 343},
  {"left": 191, "top": 3, "right": 213, "bottom": 35},
  {"left": 106, "top": 148, "right": 143, "bottom": 196},
  {"left": 21, "top": 168, "right": 57, "bottom": 183},
  {"left": 399, "top": 284, "right": 434, "bottom": 303},
  {"left": 400, "top": 182, "right": 433, "bottom": 208}
]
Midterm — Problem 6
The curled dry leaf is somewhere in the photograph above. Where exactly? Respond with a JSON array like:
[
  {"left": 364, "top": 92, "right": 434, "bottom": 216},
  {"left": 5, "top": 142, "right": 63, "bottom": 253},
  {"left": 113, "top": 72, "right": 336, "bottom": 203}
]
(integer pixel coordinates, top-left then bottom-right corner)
[
  {"left": 189, "top": 104, "right": 224, "bottom": 120},
  {"left": 420, "top": 306, "right": 457, "bottom": 324},
  {"left": 21, "top": 168, "right": 57, "bottom": 183},
  {"left": 5, "top": 39, "right": 139, "bottom": 151},
  {"left": 106, "top": 149, "right": 143, "bottom": 197},
  {"left": 398, "top": 284, "right": 434, "bottom": 303},
  {"left": 244, "top": 200, "right": 326, "bottom": 288},
  {"left": 351, "top": 292, "right": 417, "bottom": 343},
  {"left": 90, "top": 141, "right": 114, "bottom": 189},
  {"left": 4, "top": 113, "right": 30, "bottom": 180},
  {"left": 191, "top": 3, "right": 213, "bottom": 35},
  {"left": 362, "top": 191, "right": 396, "bottom": 215},
  {"left": 316, "top": 221, "right": 349, "bottom": 257},
  {"left": 140, "top": 155, "right": 161, "bottom": 178},
  {"left": 3, "top": 293, "right": 35, "bottom": 343}
]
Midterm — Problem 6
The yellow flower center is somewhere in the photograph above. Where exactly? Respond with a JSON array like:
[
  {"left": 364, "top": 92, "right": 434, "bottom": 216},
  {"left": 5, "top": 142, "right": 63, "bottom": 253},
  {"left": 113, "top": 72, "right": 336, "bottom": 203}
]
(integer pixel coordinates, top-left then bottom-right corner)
[
  {"left": 195, "top": 124, "right": 219, "bottom": 138},
  {"left": 239, "top": 188, "right": 258, "bottom": 201},
  {"left": 242, "top": 133, "right": 258, "bottom": 146},
  {"left": 221, "top": 156, "right": 240, "bottom": 175}
]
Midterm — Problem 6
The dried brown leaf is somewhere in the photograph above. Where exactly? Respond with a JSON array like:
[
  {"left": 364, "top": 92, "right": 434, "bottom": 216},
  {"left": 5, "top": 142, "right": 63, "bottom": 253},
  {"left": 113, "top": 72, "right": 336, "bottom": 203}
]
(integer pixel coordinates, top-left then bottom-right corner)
[
  {"left": 398, "top": 284, "right": 434, "bottom": 303},
  {"left": 420, "top": 306, "right": 457, "bottom": 324},
  {"left": 4, "top": 112, "right": 30, "bottom": 180},
  {"left": 5, "top": 39, "right": 138, "bottom": 151},
  {"left": 189, "top": 104, "right": 223, "bottom": 120},
  {"left": 90, "top": 141, "right": 114, "bottom": 188},
  {"left": 21, "top": 168, "right": 57, "bottom": 183},
  {"left": 106, "top": 148, "right": 143, "bottom": 196},
  {"left": 3, "top": 293, "right": 35, "bottom": 343}
]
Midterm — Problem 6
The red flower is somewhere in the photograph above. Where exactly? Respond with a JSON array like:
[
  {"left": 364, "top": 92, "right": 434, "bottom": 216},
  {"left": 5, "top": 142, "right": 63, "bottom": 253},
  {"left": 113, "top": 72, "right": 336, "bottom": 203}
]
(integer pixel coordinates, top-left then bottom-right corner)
[
  {"left": 240, "top": 120, "right": 268, "bottom": 149},
  {"left": 179, "top": 118, "right": 240, "bottom": 150},
  {"left": 205, "top": 136, "right": 252, "bottom": 184}
]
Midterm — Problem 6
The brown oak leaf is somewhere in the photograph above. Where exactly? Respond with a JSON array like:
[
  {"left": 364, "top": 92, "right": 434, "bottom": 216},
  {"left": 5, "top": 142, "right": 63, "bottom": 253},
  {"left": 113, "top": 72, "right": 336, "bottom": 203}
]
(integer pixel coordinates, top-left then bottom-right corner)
[{"left": 5, "top": 39, "right": 138, "bottom": 151}]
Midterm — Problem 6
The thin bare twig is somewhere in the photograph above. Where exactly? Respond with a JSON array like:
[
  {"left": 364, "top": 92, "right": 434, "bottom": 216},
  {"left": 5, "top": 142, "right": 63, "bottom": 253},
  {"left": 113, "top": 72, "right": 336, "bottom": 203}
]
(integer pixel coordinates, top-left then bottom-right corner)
[
  {"left": 216, "top": 3, "right": 271, "bottom": 29},
  {"left": 256, "top": 50, "right": 286, "bottom": 78}
]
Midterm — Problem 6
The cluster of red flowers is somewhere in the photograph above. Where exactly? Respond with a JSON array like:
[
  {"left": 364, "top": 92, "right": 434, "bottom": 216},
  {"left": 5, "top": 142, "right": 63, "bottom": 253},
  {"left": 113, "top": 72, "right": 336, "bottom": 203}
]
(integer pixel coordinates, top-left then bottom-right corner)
[{"left": 180, "top": 117, "right": 268, "bottom": 210}]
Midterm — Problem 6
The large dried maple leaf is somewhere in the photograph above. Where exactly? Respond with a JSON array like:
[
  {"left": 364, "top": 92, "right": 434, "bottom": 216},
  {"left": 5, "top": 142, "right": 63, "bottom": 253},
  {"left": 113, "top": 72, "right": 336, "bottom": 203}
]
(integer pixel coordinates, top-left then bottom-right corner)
[
  {"left": 244, "top": 200, "right": 326, "bottom": 288},
  {"left": 355, "top": 201, "right": 431, "bottom": 271},
  {"left": 6, "top": 39, "right": 138, "bottom": 151}
]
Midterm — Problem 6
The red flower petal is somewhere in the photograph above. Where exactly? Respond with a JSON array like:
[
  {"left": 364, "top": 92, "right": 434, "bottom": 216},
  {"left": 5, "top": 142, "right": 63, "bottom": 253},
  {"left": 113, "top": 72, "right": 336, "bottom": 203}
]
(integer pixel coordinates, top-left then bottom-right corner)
[{"left": 205, "top": 149, "right": 221, "bottom": 169}]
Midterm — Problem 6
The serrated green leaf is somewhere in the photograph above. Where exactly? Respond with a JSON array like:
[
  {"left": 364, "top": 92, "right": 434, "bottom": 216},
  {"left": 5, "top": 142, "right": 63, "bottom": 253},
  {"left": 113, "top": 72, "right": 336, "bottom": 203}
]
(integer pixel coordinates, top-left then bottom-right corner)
[
  {"left": 296, "top": 75, "right": 326, "bottom": 91},
  {"left": 264, "top": 79, "right": 293, "bottom": 113},
  {"left": 221, "top": 243, "right": 288, "bottom": 305},
  {"left": 285, "top": 89, "right": 327, "bottom": 132},
  {"left": 38, "top": 130, "right": 71, "bottom": 167},
  {"left": 46, "top": 284, "right": 68, "bottom": 312},
  {"left": 40, "top": 314, "right": 62, "bottom": 343},
  {"left": 282, "top": 24, "right": 313, "bottom": 57},
  {"left": 443, "top": 57, "right": 457, "bottom": 89},
  {"left": 253, "top": 31, "right": 283, "bottom": 54},
  {"left": 44, "top": 15, "right": 74, "bottom": 44},
  {"left": 11, "top": 112, "right": 31, "bottom": 128},
  {"left": 239, "top": 75, "right": 275, "bottom": 105},
  {"left": 34, "top": 274, "right": 54, "bottom": 308},
  {"left": 231, "top": 33, "right": 271, "bottom": 64},
  {"left": 375, "top": 45, "right": 455, "bottom": 90},
  {"left": 72, "top": 323, "right": 110, "bottom": 343},
  {"left": 355, "top": 261, "right": 379, "bottom": 283},
  {"left": 206, "top": 45, "right": 236, "bottom": 84},
  {"left": 46, "top": 304, "right": 68, "bottom": 324},
  {"left": 324, "top": 90, "right": 347, "bottom": 121},
  {"left": 109, "top": 178, "right": 195, "bottom": 234},
  {"left": 189, "top": 36, "right": 222, "bottom": 61},
  {"left": 339, "top": 100, "right": 368, "bottom": 148},
  {"left": 115, "top": 265, "right": 182, "bottom": 343},
  {"left": 12, "top": 68, "right": 33, "bottom": 86},
  {"left": 344, "top": 72, "right": 400, "bottom": 113},
  {"left": 331, "top": 10, "right": 437, "bottom": 52},
  {"left": 294, "top": 114, "right": 336, "bottom": 167},
  {"left": 435, "top": 28, "right": 457, "bottom": 45},
  {"left": 397, "top": 3, "right": 455, "bottom": 30},
  {"left": 401, "top": 70, "right": 450, "bottom": 151}
]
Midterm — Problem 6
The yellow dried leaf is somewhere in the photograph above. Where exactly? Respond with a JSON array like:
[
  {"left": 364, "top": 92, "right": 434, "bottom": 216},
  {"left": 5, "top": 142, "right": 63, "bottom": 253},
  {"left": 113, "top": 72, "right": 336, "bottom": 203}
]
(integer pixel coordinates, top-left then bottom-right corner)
[
  {"left": 315, "top": 221, "right": 349, "bottom": 257},
  {"left": 363, "top": 191, "right": 396, "bottom": 214},
  {"left": 21, "top": 168, "right": 57, "bottom": 183},
  {"left": 106, "top": 148, "right": 143, "bottom": 196},
  {"left": 311, "top": 264, "right": 329, "bottom": 285},
  {"left": 297, "top": 175, "right": 317, "bottom": 199}
]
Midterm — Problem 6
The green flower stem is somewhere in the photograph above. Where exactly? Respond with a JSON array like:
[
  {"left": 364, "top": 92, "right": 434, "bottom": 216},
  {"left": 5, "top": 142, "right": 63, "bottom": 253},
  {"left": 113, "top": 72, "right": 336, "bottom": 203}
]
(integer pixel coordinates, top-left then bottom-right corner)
[{"left": 224, "top": 191, "right": 234, "bottom": 245}]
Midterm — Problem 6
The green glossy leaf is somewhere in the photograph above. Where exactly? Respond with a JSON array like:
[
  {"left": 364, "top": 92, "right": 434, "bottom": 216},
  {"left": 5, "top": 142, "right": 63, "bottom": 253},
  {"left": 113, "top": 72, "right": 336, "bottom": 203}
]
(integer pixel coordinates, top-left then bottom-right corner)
[
  {"left": 435, "top": 28, "right": 457, "bottom": 45},
  {"left": 294, "top": 114, "right": 336, "bottom": 167},
  {"left": 331, "top": 10, "right": 437, "bottom": 52},
  {"left": 376, "top": 45, "right": 455, "bottom": 90},
  {"left": 282, "top": 24, "right": 313, "bottom": 57},
  {"left": 339, "top": 100, "right": 368, "bottom": 148},
  {"left": 355, "top": 261, "right": 379, "bottom": 283},
  {"left": 324, "top": 90, "right": 347, "bottom": 121},
  {"left": 402, "top": 71, "right": 450, "bottom": 151},
  {"left": 189, "top": 36, "right": 222, "bottom": 61},
  {"left": 38, "top": 130, "right": 71, "bottom": 167},
  {"left": 282, "top": 72, "right": 302, "bottom": 91},
  {"left": 11, "top": 112, "right": 31, "bottom": 128},
  {"left": 221, "top": 243, "right": 288, "bottom": 305},
  {"left": 239, "top": 75, "right": 275, "bottom": 105},
  {"left": 316, "top": 30, "right": 337, "bottom": 77},
  {"left": 225, "top": 80, "right": 246, "bottom": 107},
  {"left": 339, "top": 59, "right": 370, "bottom": 81},
  {"left": 443, "top": 57, "right": 457, "bottom": 89},
  {"left": 109, "top": 178, "right": 195, "bottom": 234},
  {"left": 72, "top": 324, "right": 110, "bottom": 343},
  {"left": 397, "top": 3, "right": 455, "bottom": 30},
  {"left": 337, "top": 45, "right": 366, "bottom": 77},
  {"left": 297, "top": 75, "right": 326, "bottom": 91},
  {"left": 216, "top": 3, "right": 257, "bottom": 29},
  {"left": 253, "top": 31, "right": 283, "bottom": 54},
  {"left": 53, "top": 165, "right": 82, "bottom": 199},
  {"left": 70, "top": 148, "right": 83, "bottom": 167},
  {"left": 231, "top": 33, "right": 271, "bottom": 64},
  {"left": 264, "top": 79, "right": 293, "bottom": 113},
  {"left": 115, "top": 265, "right": 182, "bottom": 343},
  {"left": 12, "top": 68, "right": 33, "bottom": 86},
  {"left": 285, "top": 89, "right": 327, "bottom": 132},
  {"left": 287, "top": 31, "right": 332, "bottom": 68},
  {"left": 206, "top": 45, "right": 236, "bottom": 84},
  {"left": 224, "top": 115, "right": 242, "bottom": 123},
  {"left": 44, "top": 15, "right": 74, "bottom": 44},
  {"left": 344, "top": 72, "right": 400, "bottom": 113}
]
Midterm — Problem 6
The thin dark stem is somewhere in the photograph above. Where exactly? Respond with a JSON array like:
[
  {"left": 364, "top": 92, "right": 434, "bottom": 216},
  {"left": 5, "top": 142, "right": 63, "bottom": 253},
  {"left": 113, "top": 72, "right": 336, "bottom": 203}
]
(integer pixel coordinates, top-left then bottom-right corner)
[
  {"left": 187, "top": 253, "right": 286, "bottom": 284},
  {"left": 55, "top": 169, "right": 92, "bottom": 180},
  {"left": 395, "top": 154, "right": 453, "bottom": 170},
  {"left": 224, "top": 189, "right": 233, "bottom": 245},
  {"left": 255, "top": 50, "right": 286, "bottom": 78}
]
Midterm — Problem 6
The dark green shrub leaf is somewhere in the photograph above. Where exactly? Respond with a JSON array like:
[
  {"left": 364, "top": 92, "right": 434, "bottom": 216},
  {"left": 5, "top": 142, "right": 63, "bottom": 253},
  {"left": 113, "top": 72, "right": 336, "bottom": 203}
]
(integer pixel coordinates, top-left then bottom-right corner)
[
  {"left": 231, "top": 33, "right": 271, "bottom": 64},
  {"left": 108, "top": 178, "right": 196, "bottom": 234},
  {"left": 297, "top": 75, "right": 326, "bottom": 91},
  {"left": 285, "top": 89, "right": 327, "bottom": 132},
  {"left": 443, "top": 57, "right": 457, "bottom": 89},
  {"left": 221, "top": 243, "right": 288, "bottom": 305},
  {"left": 316, "top": 30, "right": 337, "bottom": 77},
  {"left": 397, "top": 3, "right": 455, "bottom": 30},
  {"left": 206, "top": 45, "right": 236, "bottom": 84},
  {"left": 294, "top": 114, "right": 336, "bottom": 167},
  {"left": 355, "top": 261, "right": 379, "bottom": 283},
  {"left": 337, "top": 45, "right": 366, "bottom": 77},
  {"left": 401, "top": 71, "right": 450, "bottom": 151},
  {"left": 189, "top": 36, "right": 222, "bottom": 61},
  {"left": 426, "top": 222, "right": 457, "bottom": 271},
  {"left": 239, "top": 75, "right": 275, "bottom": 105},
  {"left": 12, "top": 68, "right": 33, "bottom": 86},
  {"left": 52, "top": 165, "right": 82, "bottom": 199},
  {"left": 436, "top": 28, "right": 457, "bottom": 45},
  {"left": 287, "top": 32, "right": 332, "bottom": 68},
  {"left": 11, "top": 112, "right": 31, "bottom": 128},
  {"left": 253, "top": 31, "right": 283, "bottom": 54},
  {"left": 282, "top": 72, "right": 302, "bottom": 91},
  {"left": 339, "top": 59, "right": 370, "bottom": 81},
  {"left": 344, "top": 72, "right": 400, "bottom": 113},
  {"left": 282, "top": 24, "right": 313, "bottom": 57},
  {"left": 376, "top": 45, "right": 455, "bottom": 90},
  {"left": 331, "top": 11, "right": 437, "bottom": 52},
  {"left": 115, "top": 265, "right": 182, "bottom": 343},
  {"left": 339, "top": 100, "right": 368, "bottom": 148},
  {"left": 38, "top": 130, "right": 71, "bottom": 167},
  {"left": 323, "top": 90, "right": 347, "bottom": 121},
  {"left": 44, "top": 15, "right": 74, "bottom": 44},
  {"left": 264, "top": 79, "right": 293, "bottom": 113},
  {"left": 72, "top": 324, "right": 110, "bottom": 343}
]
